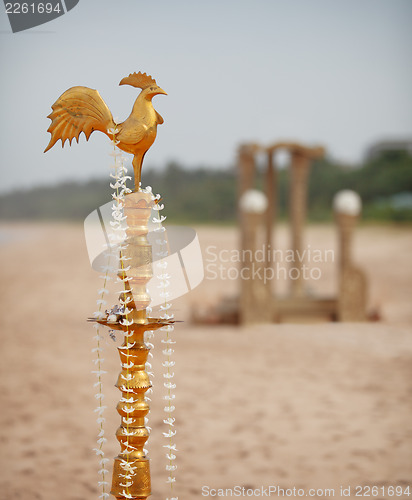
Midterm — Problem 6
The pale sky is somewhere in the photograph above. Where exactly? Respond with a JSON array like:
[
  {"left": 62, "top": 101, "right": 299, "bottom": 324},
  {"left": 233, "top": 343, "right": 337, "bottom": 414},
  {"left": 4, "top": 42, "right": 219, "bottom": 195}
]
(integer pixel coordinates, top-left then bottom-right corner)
[{"left": 0, "top": 0, "right": 411, "bottom": 192}]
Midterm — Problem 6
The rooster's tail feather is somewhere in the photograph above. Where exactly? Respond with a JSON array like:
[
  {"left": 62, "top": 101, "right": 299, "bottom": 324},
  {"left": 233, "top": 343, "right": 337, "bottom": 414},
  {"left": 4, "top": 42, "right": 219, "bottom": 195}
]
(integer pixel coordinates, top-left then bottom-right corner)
[{"left": 44, "top": 86, "right": 115, "bottom": 153}]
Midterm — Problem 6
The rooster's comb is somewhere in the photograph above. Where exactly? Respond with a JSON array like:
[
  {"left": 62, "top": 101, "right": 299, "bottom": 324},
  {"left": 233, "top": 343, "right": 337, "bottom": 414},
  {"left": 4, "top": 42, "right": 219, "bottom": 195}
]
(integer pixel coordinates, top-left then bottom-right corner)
[{"left": 119, "top": 72, "right": 158, "bottom": 90}]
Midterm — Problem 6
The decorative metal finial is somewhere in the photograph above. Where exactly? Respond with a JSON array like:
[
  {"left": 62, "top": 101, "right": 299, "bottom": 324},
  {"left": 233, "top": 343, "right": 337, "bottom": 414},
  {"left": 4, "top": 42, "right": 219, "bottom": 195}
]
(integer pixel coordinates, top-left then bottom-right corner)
[{"left": 44, "top": 71, "right": 167, "bottom": 189}]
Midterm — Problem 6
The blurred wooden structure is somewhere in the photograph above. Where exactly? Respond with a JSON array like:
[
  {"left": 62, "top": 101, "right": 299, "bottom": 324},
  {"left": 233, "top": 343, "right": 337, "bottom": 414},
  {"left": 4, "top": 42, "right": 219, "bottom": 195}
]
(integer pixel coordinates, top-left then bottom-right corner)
[{"left": 221, "top": 141, "right": 368, "bottom": 324}]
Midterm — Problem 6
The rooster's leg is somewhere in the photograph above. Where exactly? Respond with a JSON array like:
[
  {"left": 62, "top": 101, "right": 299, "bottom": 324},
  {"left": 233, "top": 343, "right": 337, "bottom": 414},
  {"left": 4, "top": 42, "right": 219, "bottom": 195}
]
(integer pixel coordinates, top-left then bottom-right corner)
[{"left": 132, "top": 154, "right": 145, "bottom": 191}]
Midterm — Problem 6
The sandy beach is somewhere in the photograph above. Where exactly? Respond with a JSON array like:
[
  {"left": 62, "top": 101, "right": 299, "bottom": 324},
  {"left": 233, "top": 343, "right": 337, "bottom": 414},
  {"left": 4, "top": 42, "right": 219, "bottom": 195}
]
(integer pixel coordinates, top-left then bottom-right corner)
[{"left": 0, "top": 222, "right": 411, "bottom": 499}]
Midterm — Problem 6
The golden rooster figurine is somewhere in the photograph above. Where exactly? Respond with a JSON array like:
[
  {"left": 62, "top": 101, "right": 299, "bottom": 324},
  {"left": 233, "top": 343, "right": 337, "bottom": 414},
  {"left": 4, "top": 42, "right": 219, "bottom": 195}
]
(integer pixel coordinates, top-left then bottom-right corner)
[{"left": 44, "top": 71, "right": 167, "bottom": 190}]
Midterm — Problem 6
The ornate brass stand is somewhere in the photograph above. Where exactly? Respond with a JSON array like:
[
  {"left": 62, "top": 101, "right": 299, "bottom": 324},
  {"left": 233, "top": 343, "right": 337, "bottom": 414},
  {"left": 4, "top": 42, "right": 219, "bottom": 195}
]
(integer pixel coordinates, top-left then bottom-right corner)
[
  {"left": 100, "top": 191, "right": 172, "bottom": 499},
  {"left": 45, "top": 71, "right": 170, "bottom": 499}
]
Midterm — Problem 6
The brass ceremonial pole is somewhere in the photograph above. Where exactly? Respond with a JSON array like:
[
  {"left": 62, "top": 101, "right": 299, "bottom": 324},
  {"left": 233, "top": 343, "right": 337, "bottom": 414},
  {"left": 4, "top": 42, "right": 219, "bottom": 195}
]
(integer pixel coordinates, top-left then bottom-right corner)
[
  {"left": 100, "top": 190, "right": 173, "bottom": 499},
  {"left": 45, "top": 71, "right": 172, "bottom": 499}
]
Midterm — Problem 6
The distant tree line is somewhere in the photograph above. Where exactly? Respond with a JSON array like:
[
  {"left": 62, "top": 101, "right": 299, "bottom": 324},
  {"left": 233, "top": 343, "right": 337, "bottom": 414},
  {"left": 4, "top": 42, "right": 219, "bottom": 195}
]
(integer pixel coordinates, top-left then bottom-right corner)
[{"left": 0, "top": 149, "right": 411, "bottom": 223}]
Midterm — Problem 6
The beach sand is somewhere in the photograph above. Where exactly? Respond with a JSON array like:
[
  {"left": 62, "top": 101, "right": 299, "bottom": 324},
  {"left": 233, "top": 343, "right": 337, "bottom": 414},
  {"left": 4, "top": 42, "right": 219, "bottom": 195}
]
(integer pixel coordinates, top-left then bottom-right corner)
[{"left": 0, "top": 223, "right": 411, "bottom": 499}]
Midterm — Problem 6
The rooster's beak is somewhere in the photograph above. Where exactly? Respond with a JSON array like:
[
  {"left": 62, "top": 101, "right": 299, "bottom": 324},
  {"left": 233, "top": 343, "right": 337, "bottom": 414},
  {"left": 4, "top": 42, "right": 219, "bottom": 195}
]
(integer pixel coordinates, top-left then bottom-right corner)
[{"left": 156, "top": 87, "right": 167, "bottom": 96}]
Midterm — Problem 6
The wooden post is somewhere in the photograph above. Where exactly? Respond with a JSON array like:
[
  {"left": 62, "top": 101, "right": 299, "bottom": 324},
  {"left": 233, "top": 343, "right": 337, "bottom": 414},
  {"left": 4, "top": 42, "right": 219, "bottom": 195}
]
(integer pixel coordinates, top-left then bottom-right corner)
[
  {"left": 285, "top": 144, "right": 324, "bottom": 298},
  {"left": 239, "top": 190, "right": 271, "bottom": 324},
  {"left": 238, "top": 144, "right": 259, "bottom": 199},
  {"left": 289, "top": 150, "right": 310, "bottom": 298},
  {"left": 334, "top": 190, "right": 367, "bottom": 321},
  {"left": 265, "top": 149, "right": 276, "bottom": 268},
  {"left": 238, "top": 144, "right": 257, "bottom": 324}
]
